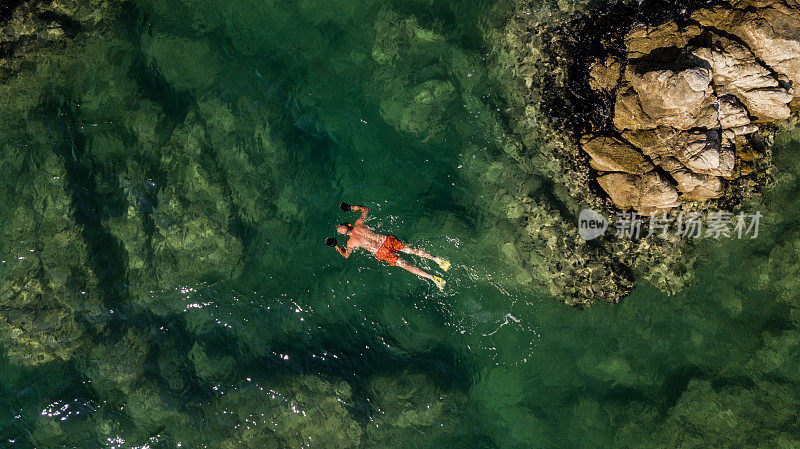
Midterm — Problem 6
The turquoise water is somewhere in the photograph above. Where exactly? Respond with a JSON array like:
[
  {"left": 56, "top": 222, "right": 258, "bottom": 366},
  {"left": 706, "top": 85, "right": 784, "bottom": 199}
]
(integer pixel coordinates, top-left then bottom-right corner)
[{"left": 2, "top": 0, "right": 800, "bottom": 447}]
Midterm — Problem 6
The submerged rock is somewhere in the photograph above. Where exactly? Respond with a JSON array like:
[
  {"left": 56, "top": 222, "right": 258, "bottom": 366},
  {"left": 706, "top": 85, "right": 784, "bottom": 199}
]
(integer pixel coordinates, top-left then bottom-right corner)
[{"left": 142, "top": 33, "right": 221, "bottom": 92}]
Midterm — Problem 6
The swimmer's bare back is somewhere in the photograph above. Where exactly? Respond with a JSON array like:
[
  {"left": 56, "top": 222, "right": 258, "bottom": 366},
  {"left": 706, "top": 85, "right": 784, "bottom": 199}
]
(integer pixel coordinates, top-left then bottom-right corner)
[{"left": 326, "top": 202, "right": 450, "bottom": 290}]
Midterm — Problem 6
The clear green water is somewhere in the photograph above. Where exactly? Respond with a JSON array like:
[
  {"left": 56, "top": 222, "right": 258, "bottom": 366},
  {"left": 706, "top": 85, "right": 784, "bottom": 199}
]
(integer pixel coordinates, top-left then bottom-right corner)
[{"left": 2, "top": 0, "right": 800, "bottom": 448}]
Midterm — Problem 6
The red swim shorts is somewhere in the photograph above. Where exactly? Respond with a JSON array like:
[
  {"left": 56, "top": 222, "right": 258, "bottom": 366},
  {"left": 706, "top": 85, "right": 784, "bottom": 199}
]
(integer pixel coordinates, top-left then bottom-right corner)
[{"left": 375, "top": 235, "right": 405, "bottom": 266}]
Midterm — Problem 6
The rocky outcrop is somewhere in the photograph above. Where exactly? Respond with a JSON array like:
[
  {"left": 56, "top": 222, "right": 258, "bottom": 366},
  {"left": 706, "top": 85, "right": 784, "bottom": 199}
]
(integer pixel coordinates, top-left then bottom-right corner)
[
  {"left": 691, "top": 0, "right": 800, "bottom": 93},
  {"left": 597, "top": 171, "right": 680, "bottom": 213},
  {"left": 493, "top": 0, "right": 793, "bottom": 306},
  {"left": 582, "top": 0, "right": 799, "bottom": 213},
  {"left": 616, "top": 67, "right": 719, "bottom": 131},
  {"left": 624, "top": 22, "right": 702, "bottom": 58},
  {"left": 692, "top": 35, "right": 792, "bottom": 121},
  {"left": 588, "top": 56, "right": 622, "bottom": 92},
  {"left": 581, "top": 135, "right": 654, "bottom": 173}
]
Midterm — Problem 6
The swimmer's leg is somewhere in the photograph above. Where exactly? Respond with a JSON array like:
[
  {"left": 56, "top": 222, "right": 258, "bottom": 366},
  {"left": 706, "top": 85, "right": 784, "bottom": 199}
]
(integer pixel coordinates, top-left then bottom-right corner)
[
  {"left": 396, "top": 258, "right": 446, "bottom": 290},
  {"left": 400, "top": 245, "right": 450, "bottom": 271},
  {"left": 395, "top": 257, "right": 431, "bottom": 279},
  {"left": 399, "top": 245, "right": 434, "bottom": 260}
]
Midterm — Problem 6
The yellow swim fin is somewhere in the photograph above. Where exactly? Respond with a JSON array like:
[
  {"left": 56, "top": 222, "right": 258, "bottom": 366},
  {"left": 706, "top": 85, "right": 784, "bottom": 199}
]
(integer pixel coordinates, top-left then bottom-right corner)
[
  {"left": 432, "top": 276, "right": 446, "bottom": 291},
  {"left": 434, "top": 257, "right": 451, "bottom": 272}
]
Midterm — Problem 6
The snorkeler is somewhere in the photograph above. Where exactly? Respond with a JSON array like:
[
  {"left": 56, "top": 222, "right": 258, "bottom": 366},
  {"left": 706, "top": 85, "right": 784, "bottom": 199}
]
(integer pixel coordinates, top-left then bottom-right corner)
[{"left": 326, "top": 202, "right": 450, "bottom": 290}]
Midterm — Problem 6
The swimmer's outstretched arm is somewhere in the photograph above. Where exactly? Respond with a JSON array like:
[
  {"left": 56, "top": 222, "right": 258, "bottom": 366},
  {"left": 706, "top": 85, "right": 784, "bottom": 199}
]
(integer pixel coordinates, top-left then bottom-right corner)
[
  {"left": 336, "top": 245, "right": 352, "bottom": 258},
  {"left": 341, "top": 202, "right": 368, "bottom": 220},
  {"left": 351, "top": 205, "right": 369, "bottom": 220}
]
